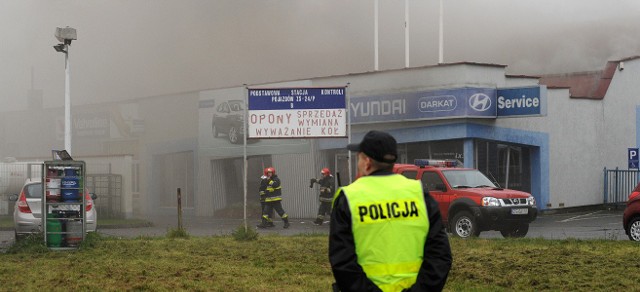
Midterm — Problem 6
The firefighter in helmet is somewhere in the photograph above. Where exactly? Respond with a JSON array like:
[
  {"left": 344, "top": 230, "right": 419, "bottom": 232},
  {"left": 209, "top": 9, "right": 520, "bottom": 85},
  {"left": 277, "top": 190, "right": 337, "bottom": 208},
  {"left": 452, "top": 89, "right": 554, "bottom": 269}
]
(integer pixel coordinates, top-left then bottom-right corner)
[
  {"left": 309, "top": 167, "right": 335, "bottom": 226},
  {"left": 258, "top": 168, "right": 275, "bottom": 227},
  {"left": 257, "top": 167, "right": 291, "bottom": 229}
]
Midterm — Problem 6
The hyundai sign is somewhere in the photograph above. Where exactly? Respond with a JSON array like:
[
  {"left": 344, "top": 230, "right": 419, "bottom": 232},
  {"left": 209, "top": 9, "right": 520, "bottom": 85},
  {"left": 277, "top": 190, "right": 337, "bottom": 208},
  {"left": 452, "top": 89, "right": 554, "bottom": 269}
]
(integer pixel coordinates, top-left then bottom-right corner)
[
  {"left": 347, "top": 86, "right": 546, "bottom": 124},
  {"left": 350, "top": 88, "right": 497, "bottom": 124},
  {"left": 248, "top": 87, "right": 347, "bottom": 138}
]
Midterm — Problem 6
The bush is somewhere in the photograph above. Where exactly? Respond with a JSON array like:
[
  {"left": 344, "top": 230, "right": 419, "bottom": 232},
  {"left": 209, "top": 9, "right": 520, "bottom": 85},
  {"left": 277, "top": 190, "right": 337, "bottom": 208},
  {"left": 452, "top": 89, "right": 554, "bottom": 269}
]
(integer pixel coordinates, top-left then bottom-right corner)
[
  {"left": 7, "top": 233, "right": 48, "bottom": 254},
  {"left": 166, "top": 227, "right": 190, "bottom": 239},
  {"left": 80, "top": 231, "right": 103, "bottom": 248},
  {"left": 231, "top": 224, "right": 259, "bottom": 241}
]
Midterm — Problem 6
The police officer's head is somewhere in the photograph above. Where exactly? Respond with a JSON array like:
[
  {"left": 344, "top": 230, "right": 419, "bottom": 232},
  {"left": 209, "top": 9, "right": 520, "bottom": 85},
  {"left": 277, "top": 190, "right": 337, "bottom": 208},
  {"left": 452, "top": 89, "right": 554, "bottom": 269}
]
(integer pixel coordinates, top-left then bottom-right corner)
[{"left": 347, "top": 130, "right": 397, "bottom": 176}]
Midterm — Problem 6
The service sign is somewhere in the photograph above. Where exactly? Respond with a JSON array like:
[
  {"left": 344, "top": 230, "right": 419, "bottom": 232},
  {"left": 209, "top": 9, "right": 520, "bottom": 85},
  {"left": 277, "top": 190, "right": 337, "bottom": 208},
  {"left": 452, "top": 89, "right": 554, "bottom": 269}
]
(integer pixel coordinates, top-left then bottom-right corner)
[
  {"left": 248, "top": 87, "right": 347, "bottom": 138},
  {"left": 496, "top": 86, "right": 547, "bottom": 117}
]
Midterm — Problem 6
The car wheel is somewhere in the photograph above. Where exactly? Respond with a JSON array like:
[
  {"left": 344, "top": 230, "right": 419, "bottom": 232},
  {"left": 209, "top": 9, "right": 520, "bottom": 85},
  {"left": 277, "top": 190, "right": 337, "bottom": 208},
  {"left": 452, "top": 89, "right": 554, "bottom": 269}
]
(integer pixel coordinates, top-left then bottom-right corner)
[
  {"left": 451, "top": 211, "right": 480, "bottom": 238},
  {"left": 14, "top": 230, "right": 23, "bottom": 242},
  {"left": 212, "top": 124, "right": 219, "bottom": 137},
  {"left": 228, "top": 126, "right": 239, "bottom": 144},
  {"left": 500, "top": 223, "right": 529, "bottom": 238},
  {"left": 627, "top": 217, "right": 640, "bottom": 241}
]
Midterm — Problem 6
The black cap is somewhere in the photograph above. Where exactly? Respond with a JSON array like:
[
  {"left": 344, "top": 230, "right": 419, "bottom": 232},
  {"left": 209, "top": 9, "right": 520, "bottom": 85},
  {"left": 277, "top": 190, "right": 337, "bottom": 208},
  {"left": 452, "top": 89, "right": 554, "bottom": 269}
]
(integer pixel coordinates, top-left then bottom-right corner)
[{"left": 347, "top": 130, "right": 398, "bottom": 163}]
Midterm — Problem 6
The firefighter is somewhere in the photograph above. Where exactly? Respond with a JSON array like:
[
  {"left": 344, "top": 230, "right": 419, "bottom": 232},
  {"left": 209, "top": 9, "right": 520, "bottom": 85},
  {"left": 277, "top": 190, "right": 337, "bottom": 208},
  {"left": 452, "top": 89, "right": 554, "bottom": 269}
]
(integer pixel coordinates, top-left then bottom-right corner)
[
  {"left": 329, "top": 130, "right": 452, "bottom": 291},
  {"left": 309, "top": 167, "right": 334, "bottom": 226},
  {"left": 258, "top": 168, "right": 275, "bottom": 228},
  {"left": 257, "top": 167, "right": 291, "bottom": 229}
]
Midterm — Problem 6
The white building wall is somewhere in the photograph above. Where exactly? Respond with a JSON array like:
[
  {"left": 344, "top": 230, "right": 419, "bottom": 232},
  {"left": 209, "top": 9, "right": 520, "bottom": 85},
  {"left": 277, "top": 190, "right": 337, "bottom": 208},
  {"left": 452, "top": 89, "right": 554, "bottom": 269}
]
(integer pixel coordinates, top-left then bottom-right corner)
[
  {"left": 601, "top": 59, "right": 640, "bottom": 169},
  {"left": 492, "top": 89, "right": 605, "bottom": 208}
]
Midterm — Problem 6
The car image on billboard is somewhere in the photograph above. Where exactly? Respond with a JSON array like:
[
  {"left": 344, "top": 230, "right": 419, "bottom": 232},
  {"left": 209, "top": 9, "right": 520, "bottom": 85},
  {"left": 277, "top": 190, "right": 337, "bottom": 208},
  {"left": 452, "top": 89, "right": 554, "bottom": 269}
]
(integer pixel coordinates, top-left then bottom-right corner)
[{"left": 211, "top": 100, "right": 245, "bottom": 144}]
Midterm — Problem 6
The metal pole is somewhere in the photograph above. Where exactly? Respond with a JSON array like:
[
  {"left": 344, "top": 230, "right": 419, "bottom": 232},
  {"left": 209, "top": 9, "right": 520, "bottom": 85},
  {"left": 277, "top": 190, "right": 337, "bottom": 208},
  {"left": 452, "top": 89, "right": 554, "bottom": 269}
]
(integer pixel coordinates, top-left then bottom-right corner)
[
  {"left": 374, "top": 0, "right": 379, "bottom": 71},
  {"left": 243, "top": 85, "right": 248, "bottom": 232},
  {"left": 438, "top": 0, "right": 444, "bottom": 64},
  {"left": 346, "top": 83, "right": 352, "bottom": 183},
  {"left": 405, "top": 0, "right": 409, "bottom": 68},
  {"left": 64, "top": 44, "right": 72, "bottom": 154},
  {"left": 177, "top": 188, "right": 183, "bottom": 230}
]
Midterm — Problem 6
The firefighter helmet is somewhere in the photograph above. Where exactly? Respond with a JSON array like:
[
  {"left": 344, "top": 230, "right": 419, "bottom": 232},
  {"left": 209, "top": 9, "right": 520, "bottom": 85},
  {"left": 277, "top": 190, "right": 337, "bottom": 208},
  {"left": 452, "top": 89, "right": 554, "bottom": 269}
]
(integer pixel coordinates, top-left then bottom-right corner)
[
  {"left": 265, "top": 167, "right": 276, "bottom": 175},
  {"left": 321, "top": 168, "right": 331, "bottom": 175}
]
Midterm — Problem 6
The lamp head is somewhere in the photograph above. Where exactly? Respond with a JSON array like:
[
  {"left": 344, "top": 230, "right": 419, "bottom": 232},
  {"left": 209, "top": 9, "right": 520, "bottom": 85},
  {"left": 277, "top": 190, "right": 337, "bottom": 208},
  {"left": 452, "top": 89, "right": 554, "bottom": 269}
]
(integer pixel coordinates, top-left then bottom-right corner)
[
  {"left": 53, "top": 44, "right": 67, "bottom": 53},
  {"left": 55, "top": 27, "right": 77, "bottom": 45}
]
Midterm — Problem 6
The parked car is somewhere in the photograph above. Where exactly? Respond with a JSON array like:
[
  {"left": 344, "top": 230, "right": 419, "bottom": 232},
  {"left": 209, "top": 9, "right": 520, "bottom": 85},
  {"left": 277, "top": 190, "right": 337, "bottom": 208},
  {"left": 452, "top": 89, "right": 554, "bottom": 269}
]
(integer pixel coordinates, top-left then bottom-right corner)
[
  {"left": 623, "top": 182, "right": 640, "bottom": 241},
  {"left": 9, "top": 178, "right": 98, "bottom": 240},
  {"left": 394, "top": 159, "right": 537, "bottom": 238},
  {"left": 212, "top": 100, "right": 245, "bottom": 144}
]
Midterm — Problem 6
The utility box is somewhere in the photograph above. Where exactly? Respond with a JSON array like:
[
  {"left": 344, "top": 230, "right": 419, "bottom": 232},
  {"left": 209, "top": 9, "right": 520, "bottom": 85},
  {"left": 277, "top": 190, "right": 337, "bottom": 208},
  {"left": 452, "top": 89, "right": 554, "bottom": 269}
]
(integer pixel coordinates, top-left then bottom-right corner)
[{"left": 42, "top": 160, "right": 86, "bottom": 250}]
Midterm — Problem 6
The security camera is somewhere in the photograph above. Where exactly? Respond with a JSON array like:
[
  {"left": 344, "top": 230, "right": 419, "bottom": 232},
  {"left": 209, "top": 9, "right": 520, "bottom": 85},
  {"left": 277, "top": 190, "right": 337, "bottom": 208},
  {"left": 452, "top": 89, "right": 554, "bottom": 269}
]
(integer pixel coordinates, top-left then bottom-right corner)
[{"left": 619, "top": 62, "right": 624, "bottom": 71}]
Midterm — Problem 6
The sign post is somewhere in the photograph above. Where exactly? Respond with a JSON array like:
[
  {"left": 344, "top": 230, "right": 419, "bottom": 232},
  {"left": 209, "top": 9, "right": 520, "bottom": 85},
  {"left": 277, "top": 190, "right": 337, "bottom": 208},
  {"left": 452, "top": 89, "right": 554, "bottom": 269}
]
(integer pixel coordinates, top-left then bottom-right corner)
[{"left": 244, "top": 87, "right": 347, "bottom": 228}]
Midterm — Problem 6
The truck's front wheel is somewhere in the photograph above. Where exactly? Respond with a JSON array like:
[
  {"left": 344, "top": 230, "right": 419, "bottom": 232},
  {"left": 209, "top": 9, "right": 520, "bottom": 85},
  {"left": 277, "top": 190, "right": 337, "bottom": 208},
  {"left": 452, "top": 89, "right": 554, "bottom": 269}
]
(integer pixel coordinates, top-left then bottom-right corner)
[
  {"left": 500, "top": 223, "right": 529, "bottom": 238},
  {"left": 451, "top": 211, "right": 480, "bottom": 238}
]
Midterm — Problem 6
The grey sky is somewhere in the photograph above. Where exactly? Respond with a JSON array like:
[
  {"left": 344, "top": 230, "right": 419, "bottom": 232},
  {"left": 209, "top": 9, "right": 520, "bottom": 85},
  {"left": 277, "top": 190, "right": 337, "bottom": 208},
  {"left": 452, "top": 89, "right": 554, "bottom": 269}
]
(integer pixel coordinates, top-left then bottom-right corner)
[{"left": 1, "top": 0, "right": 639, "bottom": 112}]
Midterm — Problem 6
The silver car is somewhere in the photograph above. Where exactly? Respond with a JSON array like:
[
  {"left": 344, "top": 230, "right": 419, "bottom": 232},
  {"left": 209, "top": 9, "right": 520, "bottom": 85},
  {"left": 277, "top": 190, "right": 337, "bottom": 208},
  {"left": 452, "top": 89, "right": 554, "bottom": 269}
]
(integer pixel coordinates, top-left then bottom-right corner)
[{"left": 9, "top": 178, "right": 98, "bottom": 240}]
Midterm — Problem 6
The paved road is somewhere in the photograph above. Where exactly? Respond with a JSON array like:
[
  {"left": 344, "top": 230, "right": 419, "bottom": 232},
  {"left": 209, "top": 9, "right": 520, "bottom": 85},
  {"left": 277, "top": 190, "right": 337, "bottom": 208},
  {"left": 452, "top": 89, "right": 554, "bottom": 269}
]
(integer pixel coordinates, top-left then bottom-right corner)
[{"left": 0, "top": 209, "right": 630, "bottom": 252}]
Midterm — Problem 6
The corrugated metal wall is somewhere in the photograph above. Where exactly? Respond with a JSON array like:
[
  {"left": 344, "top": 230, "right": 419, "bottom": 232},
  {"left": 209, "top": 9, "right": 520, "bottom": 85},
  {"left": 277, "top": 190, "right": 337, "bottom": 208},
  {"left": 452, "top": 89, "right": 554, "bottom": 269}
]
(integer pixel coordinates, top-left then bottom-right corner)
[
  {"left": 203, "top": 141, "right": 337, "bottom": 219},
  {"left": 211, "top": 160, "right": 228, "bottom": 213},
  {"left": 272, "top": 152, "right": 318, "bottom": 218}
]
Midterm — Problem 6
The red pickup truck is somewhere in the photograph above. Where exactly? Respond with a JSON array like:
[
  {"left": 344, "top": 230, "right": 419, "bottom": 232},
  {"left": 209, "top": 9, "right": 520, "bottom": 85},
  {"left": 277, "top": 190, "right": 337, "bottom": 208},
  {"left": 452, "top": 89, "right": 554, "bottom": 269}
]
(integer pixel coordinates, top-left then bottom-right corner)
[{"left": 394, "top": 159, "right": 537, "bottom": 238}]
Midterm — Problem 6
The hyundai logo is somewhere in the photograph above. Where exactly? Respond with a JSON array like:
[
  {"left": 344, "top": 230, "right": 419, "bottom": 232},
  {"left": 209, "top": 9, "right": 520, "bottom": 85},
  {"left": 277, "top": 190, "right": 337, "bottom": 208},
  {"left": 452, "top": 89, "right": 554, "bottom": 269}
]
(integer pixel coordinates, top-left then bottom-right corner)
[{"left": 469, "top": 93, "right": 492, "bottom": 112}]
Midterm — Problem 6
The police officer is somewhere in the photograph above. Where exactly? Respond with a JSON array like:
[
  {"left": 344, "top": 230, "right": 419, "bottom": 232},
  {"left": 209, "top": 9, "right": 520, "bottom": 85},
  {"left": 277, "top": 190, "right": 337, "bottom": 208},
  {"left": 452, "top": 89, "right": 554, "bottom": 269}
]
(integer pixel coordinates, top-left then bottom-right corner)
[
  {"left": 329, "top": 130, "right": 452, "bottom": 292},
  {"left": 257, "top": 167, "right": 291, "bottom": 229},
  {"left": 310, "top": 167, "right": 335, "bottom": 226}
]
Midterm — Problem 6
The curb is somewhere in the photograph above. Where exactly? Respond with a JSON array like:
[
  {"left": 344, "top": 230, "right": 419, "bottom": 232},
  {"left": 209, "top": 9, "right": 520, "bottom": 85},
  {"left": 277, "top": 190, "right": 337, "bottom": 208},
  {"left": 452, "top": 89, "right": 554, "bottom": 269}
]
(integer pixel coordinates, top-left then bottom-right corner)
[{"left": 0, "top": 223, "right": 154, "bottom": 231}]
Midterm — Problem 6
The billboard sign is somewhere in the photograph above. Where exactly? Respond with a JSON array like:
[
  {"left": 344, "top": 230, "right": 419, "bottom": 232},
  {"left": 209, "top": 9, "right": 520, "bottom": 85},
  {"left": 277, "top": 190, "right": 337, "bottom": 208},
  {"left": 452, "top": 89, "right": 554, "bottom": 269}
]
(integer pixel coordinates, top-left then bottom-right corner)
[
  {"left": 248, "top": 87, "right": 347, "bottom": 138},
  {"left": 198, "top": 87, "right": 311, "bottom": 158}
]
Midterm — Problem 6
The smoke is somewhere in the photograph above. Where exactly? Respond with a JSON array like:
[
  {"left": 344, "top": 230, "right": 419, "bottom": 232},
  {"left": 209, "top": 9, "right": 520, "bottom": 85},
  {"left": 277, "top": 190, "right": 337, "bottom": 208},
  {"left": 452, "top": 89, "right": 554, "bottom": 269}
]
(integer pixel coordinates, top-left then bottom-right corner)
[{"left": 1, "top": 0, "right": 639, "bottom": 112}]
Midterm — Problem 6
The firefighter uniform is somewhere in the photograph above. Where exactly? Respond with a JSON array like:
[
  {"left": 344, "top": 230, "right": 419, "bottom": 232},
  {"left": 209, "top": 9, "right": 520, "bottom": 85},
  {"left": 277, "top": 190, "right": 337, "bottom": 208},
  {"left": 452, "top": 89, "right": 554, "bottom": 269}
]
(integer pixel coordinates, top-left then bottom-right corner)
[
  {"left": 257, "top": 167, "right": 290, "bottom": 229},
  {"left": 311, "top": 168, "right": 335, "bottom": 225},
  {"left": 258, "top": 173, "right": 275, "bottom": 227},
  {"left": 329, "top": 170, "right": 452, "bottom": 291}
]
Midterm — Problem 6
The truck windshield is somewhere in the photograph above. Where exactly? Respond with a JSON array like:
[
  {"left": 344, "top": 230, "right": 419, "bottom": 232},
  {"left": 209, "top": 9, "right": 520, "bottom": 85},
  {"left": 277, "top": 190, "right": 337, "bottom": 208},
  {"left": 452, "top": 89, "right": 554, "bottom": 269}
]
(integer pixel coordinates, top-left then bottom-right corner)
[{"left": 441, "top": 170, "right": 497, "bottom": 189}]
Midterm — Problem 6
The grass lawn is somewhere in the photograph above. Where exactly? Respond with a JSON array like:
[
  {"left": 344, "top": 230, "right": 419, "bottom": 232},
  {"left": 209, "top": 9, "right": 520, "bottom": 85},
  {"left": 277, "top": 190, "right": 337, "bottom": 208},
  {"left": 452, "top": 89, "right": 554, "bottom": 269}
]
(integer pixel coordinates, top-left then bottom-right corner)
[{"left": 1, "top": 232, "right": 638, "bottom": 291}]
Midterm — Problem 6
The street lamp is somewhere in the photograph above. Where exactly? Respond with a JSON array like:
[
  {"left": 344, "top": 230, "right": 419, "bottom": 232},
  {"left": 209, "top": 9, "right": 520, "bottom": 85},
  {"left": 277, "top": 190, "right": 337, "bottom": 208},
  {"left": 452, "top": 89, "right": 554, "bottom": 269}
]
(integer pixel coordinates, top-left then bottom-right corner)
[{"left": 53, "top": 27, "right": 77, "bottom": 154}]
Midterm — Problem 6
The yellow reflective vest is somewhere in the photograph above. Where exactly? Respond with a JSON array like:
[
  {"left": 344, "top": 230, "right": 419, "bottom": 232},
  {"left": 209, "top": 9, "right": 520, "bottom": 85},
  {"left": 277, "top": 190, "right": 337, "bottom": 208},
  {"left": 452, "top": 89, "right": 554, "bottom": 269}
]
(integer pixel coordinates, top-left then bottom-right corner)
[{"left": 340, "top": 174, "right": 430, "bottom": 292}]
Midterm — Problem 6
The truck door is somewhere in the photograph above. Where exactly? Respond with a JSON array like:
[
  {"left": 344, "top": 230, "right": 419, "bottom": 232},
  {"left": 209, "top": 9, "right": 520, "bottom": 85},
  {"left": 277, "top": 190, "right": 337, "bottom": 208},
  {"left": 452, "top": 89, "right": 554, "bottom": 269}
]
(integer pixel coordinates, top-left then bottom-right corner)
[{"left": 420, "top": 171, "right": 450, "bottom": 221}]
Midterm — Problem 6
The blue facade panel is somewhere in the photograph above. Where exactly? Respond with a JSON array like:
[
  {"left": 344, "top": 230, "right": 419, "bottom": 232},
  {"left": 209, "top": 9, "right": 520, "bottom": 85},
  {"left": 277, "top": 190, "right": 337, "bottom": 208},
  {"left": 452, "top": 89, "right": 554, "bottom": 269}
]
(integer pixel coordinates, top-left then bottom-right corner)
[{"left": 349, "top": 88, "right": 497, "bottom": 124}]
